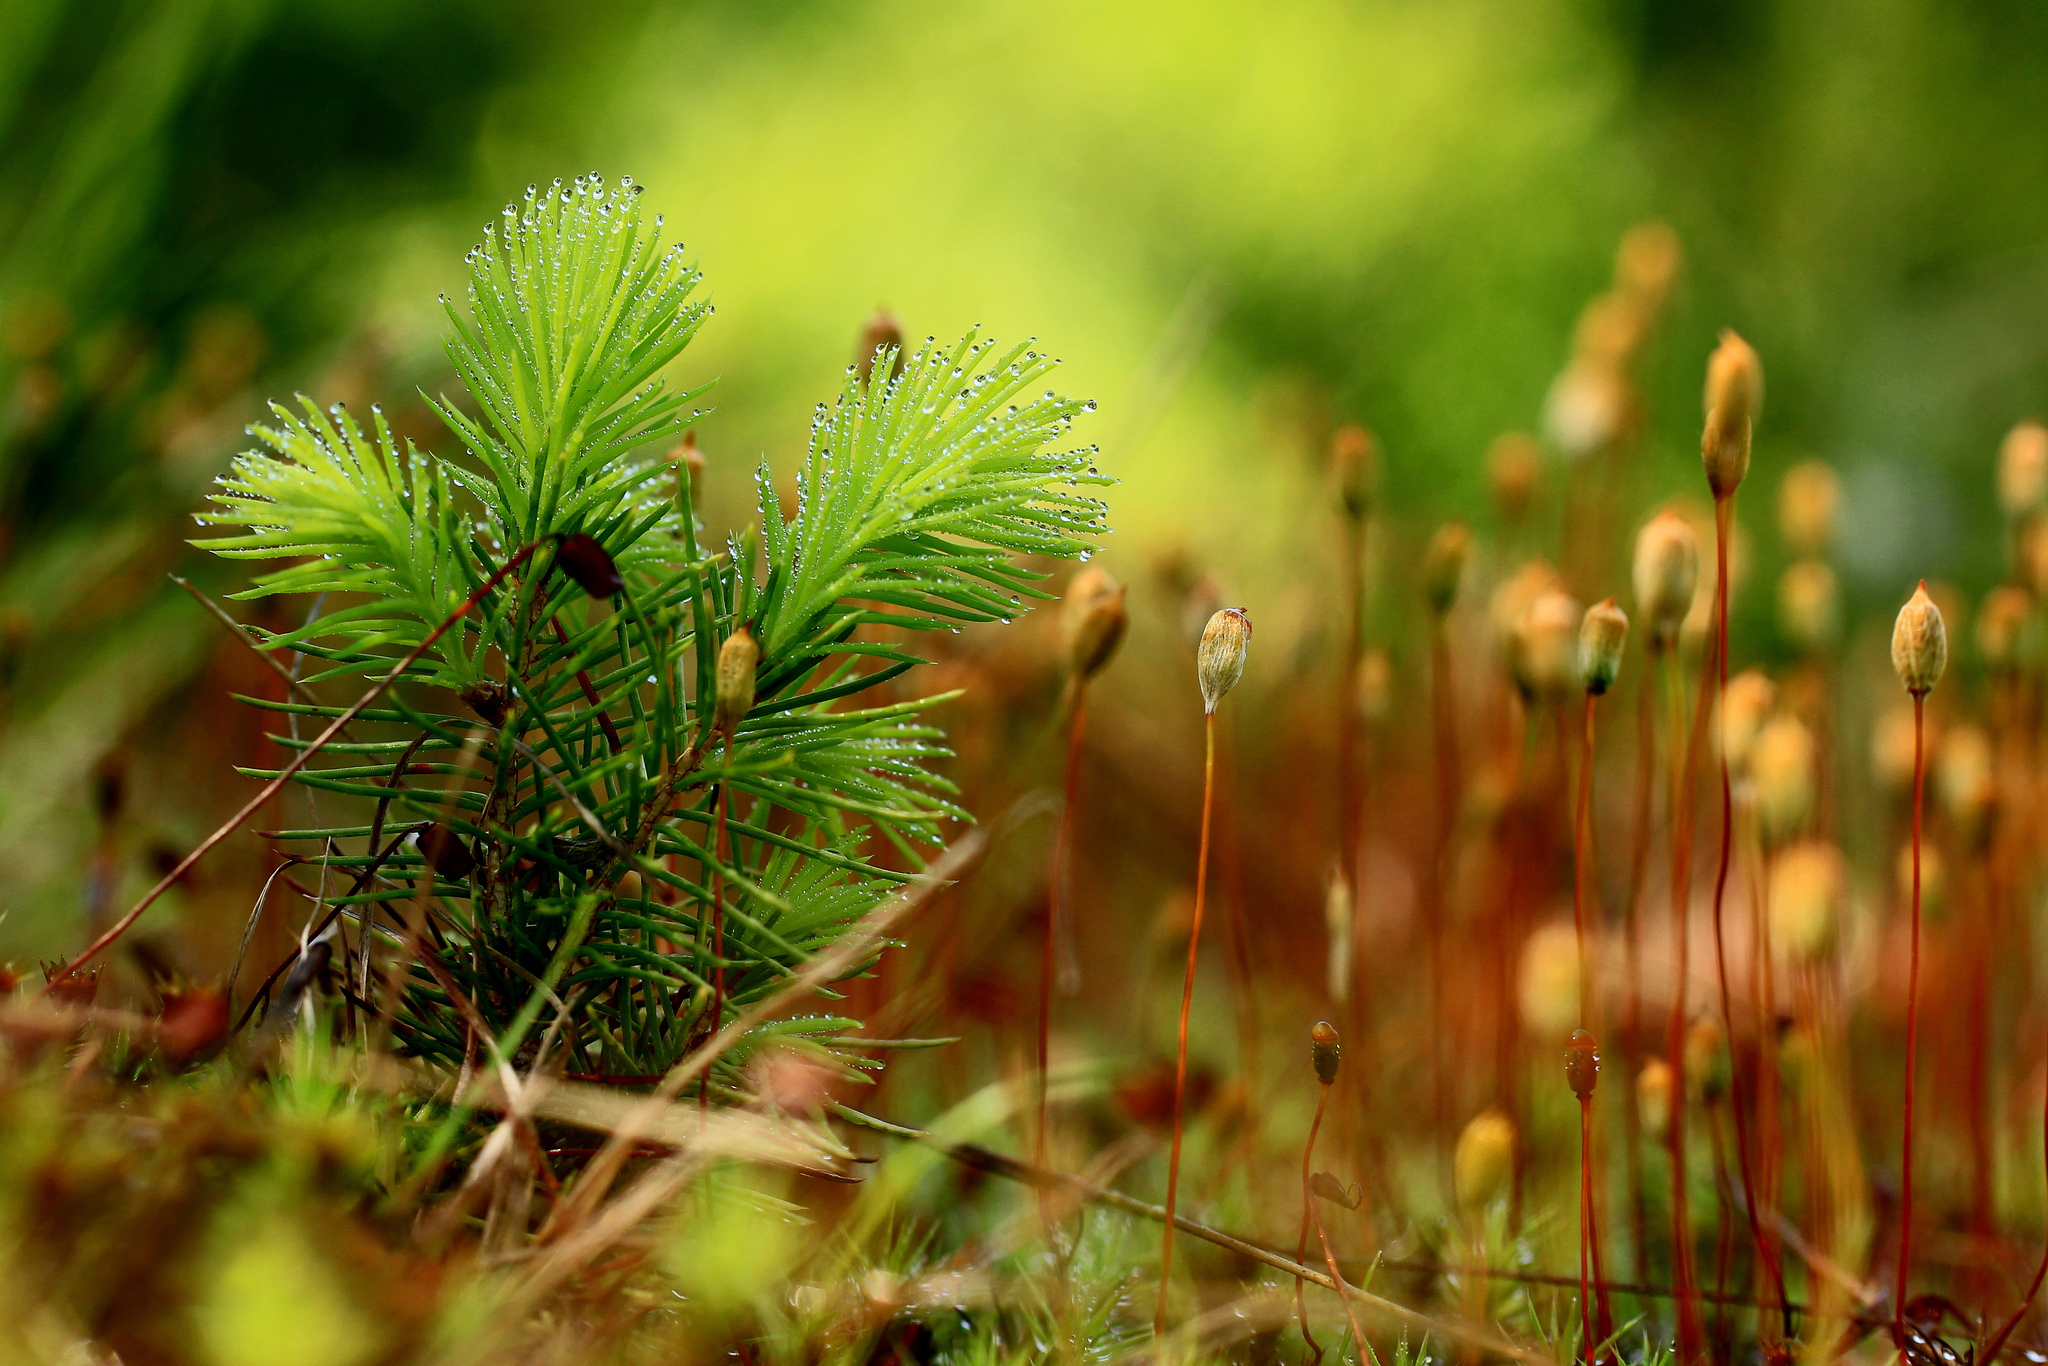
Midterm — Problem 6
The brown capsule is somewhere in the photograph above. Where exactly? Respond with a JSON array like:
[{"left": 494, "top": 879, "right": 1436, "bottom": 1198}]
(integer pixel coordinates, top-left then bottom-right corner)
[
  {"left": 715, "top": 625, "right": 760, "bottom": 735},
  {"left": 1422, "top": 522, "right": 1471, "bottom": 616},
  {"left": 41, "top": 961, "right": 100, "bottom": 1008},
  {"left": 1064, "top": 566, "right": 1128, "bottom": 682},
  {"left": 1197, "top": 607, "right": 1251, "bottom": 714},
  {"left": 419, "top": 824, "right": 477, "bottom": 881},
  {"left": 671, "top": 429, "right": 707, "bottom": 492},
  {"left": 857, "top": 310, "right": 906, "bottom": 387},
  {"left": 1701, "top": 330, "right": 1762, "bottom": 498},
  {"left": 1331, "top": 424, "right": 1378, "bottom": 521},
  {"left": 1891, "top": 580, "right": 1947, "bottom": 695},
  {"left": 158, "top": 986, "right": 230, "bottom": 1064},
  {"left": 1565, "top": 1028, "right": 1600, "bottom": 1098},
  {"left": 459, "top": 680, "right": 509, "bottom": 728},
  {"left": 555, "top": 533, "right": 623, "bottom": 598},
  {"left": 1310, "top": 1020, "right": 1341, "bottom": 1086}
]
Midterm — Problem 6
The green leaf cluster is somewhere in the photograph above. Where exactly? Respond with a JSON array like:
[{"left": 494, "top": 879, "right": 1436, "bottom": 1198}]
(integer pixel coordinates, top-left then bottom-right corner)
[{"left": 194, "top": 174, "right": 1110, "bottom": 1095}]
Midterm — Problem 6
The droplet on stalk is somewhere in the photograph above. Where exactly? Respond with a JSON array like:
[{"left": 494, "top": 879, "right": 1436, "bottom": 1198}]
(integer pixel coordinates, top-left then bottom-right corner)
[{"left": 1565, "top": 1028, "right": 1601, "bottom": 1098}]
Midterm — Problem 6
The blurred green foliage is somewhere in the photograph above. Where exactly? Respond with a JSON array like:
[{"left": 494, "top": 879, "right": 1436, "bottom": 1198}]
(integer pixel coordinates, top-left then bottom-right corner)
[{"left": 9, "top": 0, "right": 2048, "bottom": 959}]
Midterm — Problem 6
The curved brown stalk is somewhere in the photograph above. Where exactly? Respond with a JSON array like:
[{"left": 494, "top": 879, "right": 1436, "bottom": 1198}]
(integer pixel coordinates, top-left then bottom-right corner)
[
  {"left": 1040, "top": 683, "right": 1089, "bottom": 1194},
  {"left": 1980, "top": 1026, "right": 2048, "bottom": 1363},
  {"left": 1666, "top": 636, "right": 1709, "bottom": 1363},
  {"left": 47, "top": 536, "right": 552, "bottom": 987},
  {"left": 1575, "top": 693, "right": 1598, "bottom": 1027},
  {"left": 1310, "top": 1198, "right": 1372, "bottom": 1362},
  {"left": 1579, "top": 1092, "right": 1615, "bottom": 1362},
  {"left": 1428, "top": 613, "right": 1460, "bottom": 1191},
  {"left": 703, "top": 725, "right": 734, "bottom": 1113},
  {"left": 1707, "top": 495, "right": 1789, "bottom": 1340},
  {"left": 1897, "top": 691, "right": 1927, "bottom": 1344},
  {"left": 1157, "top": 712, "right": 1218, "bottom": 1336},
  {"left": 1297, "top": 1081, "right": 1332, "bottom": 1361}
]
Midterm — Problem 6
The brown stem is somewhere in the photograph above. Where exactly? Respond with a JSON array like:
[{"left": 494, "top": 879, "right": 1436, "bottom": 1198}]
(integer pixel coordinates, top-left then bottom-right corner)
[
  {"left": 1575, "top": 692, "right": 1598, "bottom": 1028},
  {"left": 1980, "top": 1025, "right": 2048, "bottom": 1363},
  {"left": 1898, "top": 690, "right": 1927, "bottom": 1342},
  {"left": 1040, "top": 685, "right": 1089, "bottom": 1210},
  {"left": 1157, "top": 712, "right": 1218, "bottom": 1336},
  {"left": 1622, "top": 644, "right": 1660, "bottom": 1282},
  {"left": 704, "top": 725, "right": 733, "bottom": 1111},
  {"left": 1428, "top": 614, "right": 1460, "bottom": 1192},
  {"left": 1298, "top": 1082, "right": 1331, "bottom": 1361},
  {"left": 1311, "top": 1196, "right": 1371, "bottom": 1360},
  {"left": 1708, "top": 495, "right": 1788, "bottom": 1340},
  {"left": 1667, "top": 632, "right": 1710, "bottom": 1363},
  {"left": 1580, "top": 1093, "right": 1598, "bottom": 1365},
  {"left": 49, "top": 537, "right": 551, "bottom": 987}
]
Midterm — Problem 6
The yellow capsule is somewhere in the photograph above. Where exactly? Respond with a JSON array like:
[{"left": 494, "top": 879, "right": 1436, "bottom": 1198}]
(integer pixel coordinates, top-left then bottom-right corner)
[
  {"left": 1977, "top": 585, "right": 2035, "bottom": 673},
  {"left": 1751, "top": 713, "right": 1817, "bottom": 842},
  {"left": 1331, "top": 424, "right": 1378, "bottom": 521},
  {"left": 1197, "top": 608, "right": 1251, "bottom": 714},
  {"left": 715, "top": 625, "right": 759, "bottom": 735},
  {"left": 1579, "top": 598, "right": 1629, "bottom": 696},
  {"left": 1777, "top": 461, "right": 1840, "bottom": 557},
  {"left": 1512, "top": 588, "right": 1584, "bottom": 700},
  {"left": 1487, "top": 432, "right": 1543, "bottom": 525},
  {"left": 1717, "top": 669, "right": 1776, "bottom": 772},
  {"left": 1686, "top": 1015, "right": 1730, "bottom": 1103},
  {"left": 1891, "top": 581, "right": 1948, "bottom": 696},
  {"left": 1701, "top": 330, "right": 1762, "bottom": 498},
  {"left": 1063, "top": 566, "right": 1128, "bottom": 683},
  {"left": 2000, "top": 420, "right": 2048, "bottom": 521},
  {"left": 1454, "top": 1108, "right": 1516, "bottom": 1218},
  {"left": 1637, "top": 1059, "right": 1674, "bottom": 1140},
  {"left": 1769, "top": 841, "right": 1844, "bottom": 962},
  {"left": 1777, "top": 560, "right": 1840, "bottom": 655},
  {"left": 1632, "top": 509, "right": 1699, "bottom": 646},
  {"left": 1422, "top": 522, "right": 1471, "bottom": 617}
]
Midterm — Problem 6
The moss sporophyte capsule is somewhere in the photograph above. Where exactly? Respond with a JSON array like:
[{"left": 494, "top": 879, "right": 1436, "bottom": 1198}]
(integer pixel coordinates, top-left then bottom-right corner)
[
  {"left": 1311, "top": 1021, "right": 1340, "bottom": 1085},
  {"left": 1565, "top": 1028, "right": 1600, "bottom": 1098}
]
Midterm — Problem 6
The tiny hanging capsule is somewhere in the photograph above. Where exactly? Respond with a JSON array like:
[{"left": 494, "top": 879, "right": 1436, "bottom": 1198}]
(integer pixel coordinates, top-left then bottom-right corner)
[{"left": 556, "top": 533, "right": 623, "bottom": 598}]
